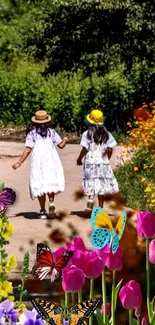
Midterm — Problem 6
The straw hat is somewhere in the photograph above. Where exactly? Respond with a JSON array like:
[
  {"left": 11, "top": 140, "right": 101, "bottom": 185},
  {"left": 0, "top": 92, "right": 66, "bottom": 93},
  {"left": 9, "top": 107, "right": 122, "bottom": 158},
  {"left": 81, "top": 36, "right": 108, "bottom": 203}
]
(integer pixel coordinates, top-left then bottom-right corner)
[
  {"left": 31, "top": 110, "right": 51, "bottom": 124},
  {"left": 85, "top": 109, "right": 104, "bottom": 126}
]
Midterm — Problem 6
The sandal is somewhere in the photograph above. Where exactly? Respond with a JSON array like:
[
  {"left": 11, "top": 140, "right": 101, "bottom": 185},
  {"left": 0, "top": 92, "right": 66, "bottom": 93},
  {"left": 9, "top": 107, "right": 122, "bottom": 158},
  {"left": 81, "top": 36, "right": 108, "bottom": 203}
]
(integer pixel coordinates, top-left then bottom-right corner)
[
  {"left": 38, "top": 210, "right": 47, "bottom": 219},
  {"left": 48, "top": 201, "right": 56, "bottom": 219}
]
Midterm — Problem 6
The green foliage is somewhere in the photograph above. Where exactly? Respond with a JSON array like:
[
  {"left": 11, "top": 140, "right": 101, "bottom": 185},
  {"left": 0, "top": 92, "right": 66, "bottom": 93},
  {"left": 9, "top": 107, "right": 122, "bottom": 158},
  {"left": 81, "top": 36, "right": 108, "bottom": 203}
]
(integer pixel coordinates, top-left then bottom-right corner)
[
  {"left": 115, "top": 147, "right": 155, "bottom": 212},
  {"left": 0, "top": 0, "right": 155, "bottom": 131}
]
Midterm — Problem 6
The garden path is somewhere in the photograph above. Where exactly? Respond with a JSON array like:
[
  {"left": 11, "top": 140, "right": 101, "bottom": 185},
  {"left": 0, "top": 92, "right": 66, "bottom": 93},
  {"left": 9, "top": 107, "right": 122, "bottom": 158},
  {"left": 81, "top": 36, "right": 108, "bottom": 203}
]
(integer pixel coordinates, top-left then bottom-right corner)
[{"left": 0, "top": 142, "right": 134, "bottom": 279}]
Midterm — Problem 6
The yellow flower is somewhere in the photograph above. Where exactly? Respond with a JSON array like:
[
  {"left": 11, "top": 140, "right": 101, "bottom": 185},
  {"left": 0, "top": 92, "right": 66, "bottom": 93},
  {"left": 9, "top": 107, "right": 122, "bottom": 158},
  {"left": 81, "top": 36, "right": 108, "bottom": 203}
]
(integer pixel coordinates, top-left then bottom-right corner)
[
  {"left": 141, "top": 178, "right": 146, "bottom": 183},
  {"left": 17, "top": 303, "right": 27, "bottom": 317},
  {"left": 133, "top": 167, "right": 138, "bottom": 171},
  {"left": 2, "top": 222, "right": 14, "bottom": 240},
  {"left": 144, "top": 186, "right": 151, "bottom": 193},
  {"left": 0, "top": 280, "right": 13, "bottom": 301},
  {"left": 6, "top": 254, "right": 17, "bottom": 272},
  {"left": 8, "top": 295, "right": 15, "bottom": 302}
]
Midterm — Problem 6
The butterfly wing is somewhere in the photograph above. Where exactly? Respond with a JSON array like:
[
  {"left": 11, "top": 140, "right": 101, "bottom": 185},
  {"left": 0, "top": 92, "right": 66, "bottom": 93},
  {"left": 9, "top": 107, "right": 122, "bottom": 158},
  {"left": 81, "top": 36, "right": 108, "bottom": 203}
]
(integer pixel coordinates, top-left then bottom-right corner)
[
  {"left": 91, "top": 207, "right": 113, "bottom": 231},
  {"left": 31, "top": 298, "right": 63, "bottom": 325},
  {"left": 32, "top": 243, "right": 54, "bottom": 280},
  {"left": 0, "top": 187, "right": 16, "bottom": 212},
  {"left": 111, "top": 233, "right": 119, "bottom": 254},
  {"left": 54, "top": 250, "right": 74, "bottom": 281},
  {"left": 90, "top": 228, "right": 111, "bottom": 250},
  {"left": 115, "top": 211, "right": 127, "bottom": 240},
  {"left": 69, "top": 299, "right": 102, "bottom": 325}
]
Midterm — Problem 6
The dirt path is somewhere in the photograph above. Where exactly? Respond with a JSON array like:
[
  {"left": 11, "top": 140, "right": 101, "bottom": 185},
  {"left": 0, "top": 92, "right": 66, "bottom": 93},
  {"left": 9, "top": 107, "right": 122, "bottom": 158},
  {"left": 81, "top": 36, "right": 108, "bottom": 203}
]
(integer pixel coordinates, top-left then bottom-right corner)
[{"left": 0, "top": 142, "right": 130, "bottom": 278}]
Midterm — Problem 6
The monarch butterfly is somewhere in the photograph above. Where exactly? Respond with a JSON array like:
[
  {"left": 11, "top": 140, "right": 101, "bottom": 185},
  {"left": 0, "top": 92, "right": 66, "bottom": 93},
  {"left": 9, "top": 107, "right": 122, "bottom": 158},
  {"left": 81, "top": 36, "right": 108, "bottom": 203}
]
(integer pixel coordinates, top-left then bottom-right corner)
[
  {"left": 31, "top": 298, "right": 102, "bottom": 325},
  {"left": 32, "top": 243, "right": 73, "bottom": 282}
]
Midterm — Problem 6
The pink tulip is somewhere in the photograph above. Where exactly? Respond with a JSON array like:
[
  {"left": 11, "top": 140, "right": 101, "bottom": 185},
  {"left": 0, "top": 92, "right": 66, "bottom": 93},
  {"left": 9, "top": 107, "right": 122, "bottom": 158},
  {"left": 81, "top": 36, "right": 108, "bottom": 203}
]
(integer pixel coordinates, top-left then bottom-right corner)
[
  {"left": 149, "top": 239, "right": 155, "bottom": 263},
  {"left": 62, "top": 265, "right": 85, "bottom": 293},
  {"left": 101, "top": 303, "right": 111, "bottom": 317},
  {"left": 137, "top": 211, "right": 155, "bottom": 238},
  {"left": 70, "top": 250, "right": 85, "bottom": 271},
  {"left": 95, "top": 246, "right": 123, "bottom": 271},
  {"left": 141, "top": 317, "right": 148, "bottom": 325},
  {"left": 66, "top": 237, "right": 86, "bottom": 252},
  {"left": 53, "top": 247, "right": 67, "bottom": 261},
  {"left": 119, "top": 280, "right": 142, "bottom": 310},
  {"left": 83, "top": 251, "right": 104, "bottom": 279}
]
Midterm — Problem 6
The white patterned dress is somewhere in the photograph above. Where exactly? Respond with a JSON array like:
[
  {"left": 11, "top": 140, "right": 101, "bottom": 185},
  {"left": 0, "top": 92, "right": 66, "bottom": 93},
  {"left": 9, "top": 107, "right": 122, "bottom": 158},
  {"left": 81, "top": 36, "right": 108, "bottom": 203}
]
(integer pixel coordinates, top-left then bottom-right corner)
[
  {"left": 81, "top": 131, "right": 119, "bottom": 196},
  {"left": 25, "top": 129, "right": 64, "bottom": 199}
]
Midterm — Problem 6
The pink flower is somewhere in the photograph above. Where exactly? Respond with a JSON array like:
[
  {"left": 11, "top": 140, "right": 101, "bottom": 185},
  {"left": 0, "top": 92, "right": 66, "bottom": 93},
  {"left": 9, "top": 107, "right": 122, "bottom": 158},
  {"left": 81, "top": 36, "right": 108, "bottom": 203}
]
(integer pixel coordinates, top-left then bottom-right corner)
[
  {"left": 95, "top": 246, "right": 123, "bottom": 271},
  {"left": 101, "top": 303, "right": 111, "bottom": 317},
  {"left": 53, "top": 247, "right": 67, "bottom": 261},
  {"left": 66, "top": 237, "right": 86, "bottom": 252},
  {"left": 141, "top": 318, "right": 148, "bottom": 325},
  {"left": 83, "top": 251, "right": 104, "bottom": 279},
  {"left": 70, "top": 250, "right": 85, "bottom": 271},
  {"left": 137, "top": 211, "right": 155, "bottom": 238},
  {"left": 62, "top": 265, "right": 85, "bottom": 293},
  {"left": 119, "top": 280, "right": 142, "bottom": 310},
  {"left": 149, "top": 239, "right": 155, "bottom": 264}
]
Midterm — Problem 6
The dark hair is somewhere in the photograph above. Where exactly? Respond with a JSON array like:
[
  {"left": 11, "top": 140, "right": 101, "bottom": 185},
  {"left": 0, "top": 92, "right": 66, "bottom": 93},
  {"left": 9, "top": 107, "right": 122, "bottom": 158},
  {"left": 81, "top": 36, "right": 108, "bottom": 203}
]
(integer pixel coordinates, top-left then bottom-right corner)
[
  {"left": 87, "top": 125, "right": 109, "bottom": 144},
  {"left": 26, "top": 122, "right": 52, "bottom": 138}
]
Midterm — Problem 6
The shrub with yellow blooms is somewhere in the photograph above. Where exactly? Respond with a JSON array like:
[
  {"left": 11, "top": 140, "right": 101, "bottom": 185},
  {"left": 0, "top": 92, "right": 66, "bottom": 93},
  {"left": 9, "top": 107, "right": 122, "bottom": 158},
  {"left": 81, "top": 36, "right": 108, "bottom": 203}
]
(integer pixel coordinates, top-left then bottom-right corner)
[{"left": 115, "top": 102, "right": 155, "bottom": 211}]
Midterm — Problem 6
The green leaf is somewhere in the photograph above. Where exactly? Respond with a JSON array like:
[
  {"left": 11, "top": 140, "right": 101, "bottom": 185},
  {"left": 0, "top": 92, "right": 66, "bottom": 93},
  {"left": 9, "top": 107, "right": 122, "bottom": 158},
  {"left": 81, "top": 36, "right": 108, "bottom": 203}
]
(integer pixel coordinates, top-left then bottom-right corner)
[
  {"left": 0, "top": 183, "right": 4, "bottom": 191},
  {"left": 131, "top": 318, "right": 137, "bottom": 325},
  {"left": 150, "top": 296, "right": 155, "bottom": 318},
  {"left": 61, "top": 300, "right": 65, "bottom": 308},
  {"left": 113, "top": 279, "right": 123, "bottom": 310},
  {"left": 150, "top": 313, "right": 155, "bottom": 325},
  {"left": 94, "top": 308, "right": 105, "bottom": 325}
]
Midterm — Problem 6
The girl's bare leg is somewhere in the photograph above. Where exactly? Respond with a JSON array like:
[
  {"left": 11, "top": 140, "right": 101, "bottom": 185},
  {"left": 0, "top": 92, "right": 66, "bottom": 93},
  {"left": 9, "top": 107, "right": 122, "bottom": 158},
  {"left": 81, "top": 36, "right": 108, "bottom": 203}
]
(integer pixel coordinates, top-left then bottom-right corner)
[
  {"left": 48, "top": 192, "right": 55, "bottom": 202},
  {"left": 98, "top": 195, "right": 104, "bottom": 208},
  {"left": 38, "top": 194, "right": 46, "bottom": 211}
]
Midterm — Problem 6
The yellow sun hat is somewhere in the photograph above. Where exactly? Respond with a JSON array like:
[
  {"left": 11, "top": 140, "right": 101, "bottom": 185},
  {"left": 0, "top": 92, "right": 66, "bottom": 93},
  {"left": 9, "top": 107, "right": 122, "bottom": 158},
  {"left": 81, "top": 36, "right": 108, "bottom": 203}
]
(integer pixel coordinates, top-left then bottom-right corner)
[{"left": 85, "top": 109, "right": 104, "bottom": 126}]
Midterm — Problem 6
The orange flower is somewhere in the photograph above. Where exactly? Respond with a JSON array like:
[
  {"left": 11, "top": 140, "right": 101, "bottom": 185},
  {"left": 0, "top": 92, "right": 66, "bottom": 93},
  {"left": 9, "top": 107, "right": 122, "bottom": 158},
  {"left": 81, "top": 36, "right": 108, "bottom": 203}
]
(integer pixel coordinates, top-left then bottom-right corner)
[{"left": 133, "top": 106, "right": 151, "bottom": 121}]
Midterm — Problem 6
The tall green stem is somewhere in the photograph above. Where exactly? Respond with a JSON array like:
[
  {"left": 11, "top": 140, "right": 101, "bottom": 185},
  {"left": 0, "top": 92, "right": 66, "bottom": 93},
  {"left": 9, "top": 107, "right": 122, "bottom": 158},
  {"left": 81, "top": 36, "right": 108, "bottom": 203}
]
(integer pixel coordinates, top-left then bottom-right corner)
[
  {"left": 111, "top": 271, "right": 116, "bottom": 325},
  {"left": 129, "top": 310, "right": 133, "bottom": 325},
  {"left": 65, "top": 291, "right": 69, "bottom": 309},
  {"left": 89, "top": 279, "right": 94, "bottom": 325},
  {"left": 137, "top": 316, "right": 140, "bottom": 325},
  {"left": 102, "top": 267, "right": 107, "bottom": 324},
  {"left": 146, "top": 238, "right": 151, "bottom": 322},
  {"left": 78, "top": 288, "right": 82, "bottom": 303},
  {"left": 71, "top": 293, "right": 75, "bottom": 305}
]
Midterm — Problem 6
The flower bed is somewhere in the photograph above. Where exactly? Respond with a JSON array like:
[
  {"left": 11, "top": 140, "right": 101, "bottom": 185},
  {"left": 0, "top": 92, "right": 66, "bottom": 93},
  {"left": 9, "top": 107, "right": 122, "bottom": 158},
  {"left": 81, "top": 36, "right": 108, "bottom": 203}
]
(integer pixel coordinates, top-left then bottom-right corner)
[{"left": 1, "top": 185, "right": 155, "bottom": 324}]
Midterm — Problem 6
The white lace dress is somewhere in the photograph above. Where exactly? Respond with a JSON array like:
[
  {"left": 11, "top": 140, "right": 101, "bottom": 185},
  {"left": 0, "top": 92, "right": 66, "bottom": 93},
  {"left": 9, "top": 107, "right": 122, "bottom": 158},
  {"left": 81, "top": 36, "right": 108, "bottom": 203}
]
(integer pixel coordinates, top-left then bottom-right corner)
[
  {"left": 80, "top": 131, "right": 119, "bottom": 196},
  {"left": 25, "top": 129, "right": 64, "bottom": 199}
]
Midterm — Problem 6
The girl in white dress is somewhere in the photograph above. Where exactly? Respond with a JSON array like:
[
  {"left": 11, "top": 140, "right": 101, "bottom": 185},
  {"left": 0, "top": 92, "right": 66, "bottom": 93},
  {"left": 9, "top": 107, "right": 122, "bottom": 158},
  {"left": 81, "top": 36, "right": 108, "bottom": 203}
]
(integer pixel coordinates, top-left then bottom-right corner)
[
  {"left": 77, "top": 109, "right": 119, "bottom": 211},
  {"left": 12, "top": 110, "right": 68, "bottom": 219}
]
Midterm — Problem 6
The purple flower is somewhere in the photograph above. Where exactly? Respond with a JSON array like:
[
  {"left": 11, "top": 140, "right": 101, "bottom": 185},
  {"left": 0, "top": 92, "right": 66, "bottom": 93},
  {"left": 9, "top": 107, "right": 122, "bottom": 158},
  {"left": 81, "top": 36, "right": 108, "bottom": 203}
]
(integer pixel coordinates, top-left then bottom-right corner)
[
  {"left": 0, "top": 300, "right": 18, "bottom": 324},
  {"left": 19, "top": 309, "right": 44, "bottom": 325}
]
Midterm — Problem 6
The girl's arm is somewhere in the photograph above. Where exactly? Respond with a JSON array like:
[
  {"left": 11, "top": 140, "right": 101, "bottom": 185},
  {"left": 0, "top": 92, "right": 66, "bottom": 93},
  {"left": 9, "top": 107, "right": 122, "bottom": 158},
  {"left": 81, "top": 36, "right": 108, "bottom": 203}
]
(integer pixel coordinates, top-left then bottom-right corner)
[
  {"left": 57, "top": 137, "right": 68, "bottom": 149},
  {"left": 107, "top": 147, "right": 113, "bottom": 160},
  {"left": 77, "top": 147, "right": 88, "bottom": 165},
  {"left": 12, "top": 147, "right": 32, "bottom": 170}
]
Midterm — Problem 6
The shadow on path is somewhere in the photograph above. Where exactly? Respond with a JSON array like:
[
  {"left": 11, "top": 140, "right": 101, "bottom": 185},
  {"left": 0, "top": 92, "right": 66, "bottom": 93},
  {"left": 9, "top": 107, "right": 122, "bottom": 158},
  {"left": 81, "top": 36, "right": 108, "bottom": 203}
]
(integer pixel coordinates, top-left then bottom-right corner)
[
  {"left": 16, "top": 212, "right": 38, "bottom": 219},
  {"left": 70, "top": 210, "right": 91, "bottom": 218}
]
